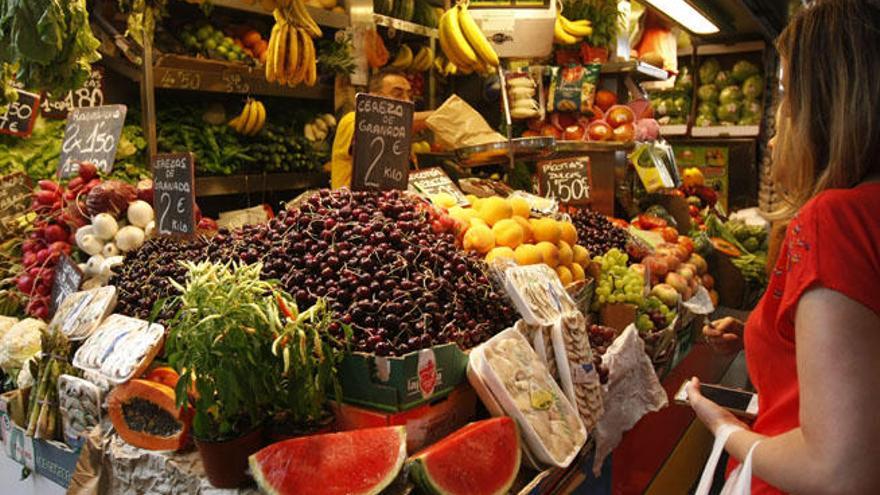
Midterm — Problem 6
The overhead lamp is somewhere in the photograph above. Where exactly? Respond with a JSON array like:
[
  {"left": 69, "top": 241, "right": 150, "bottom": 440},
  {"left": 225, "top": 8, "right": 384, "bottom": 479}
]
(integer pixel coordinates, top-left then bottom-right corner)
[{"left": 640, "top": 0, "right": 720, "bottom": 34}]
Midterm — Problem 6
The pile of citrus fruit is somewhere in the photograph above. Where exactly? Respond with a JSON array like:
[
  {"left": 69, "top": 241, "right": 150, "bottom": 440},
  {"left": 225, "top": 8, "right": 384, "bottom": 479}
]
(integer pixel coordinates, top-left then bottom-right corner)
[{"left": 432, "top": 193, "right": 591, "bottom": 285}]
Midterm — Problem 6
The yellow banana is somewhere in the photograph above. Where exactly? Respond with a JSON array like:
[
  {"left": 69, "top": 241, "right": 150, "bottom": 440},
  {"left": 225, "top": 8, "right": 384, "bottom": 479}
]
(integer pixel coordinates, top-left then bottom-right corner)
[
  {"left": 304, "top": 34, "right": 317, "bottom": 86},
  {"left": 391, "top": 45, "right": 413, "bottom": 69},
  {"left": 286, "top": 22, "right": 300, "bottom": 83},
  {"left": 560, "top": 15, "right": 593, "bottom": 37},
  {"left": 241, "top": 101, "right": 258, "bottom": 134},
  {"left": 411, "top": 47, "right": 428, "bottom": 72},
  {"left": 250, "top": 101, "right": 266, "bottom": 135},
  {"left": 228, "top": 115, "right": 243, "bottom": 131},
  {"left": 554, "top": 17, "right": 580, "bottom": 45},
  {"left": 265, "top": 22, "right": 280, "bottom": 82},
  {"left": 275, "top": 23, "right": 290, "bottom": 85},
  {"left": 291, "top": 0, "right": 322, "bottom": 38},
  {"left": 439, "top": 6, "right": 478, "bottom": 68},
  {"left": 291, "top": 28, "right": 310, "bottom": 85},
  {"left": 458, "top": 4, "right": 499, "bottom": 67}
]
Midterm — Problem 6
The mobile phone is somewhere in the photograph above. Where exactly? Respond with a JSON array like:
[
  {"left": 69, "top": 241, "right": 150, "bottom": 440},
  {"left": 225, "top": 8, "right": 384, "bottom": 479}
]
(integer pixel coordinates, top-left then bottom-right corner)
[{"left": 675, "top": 381, "right": 758, "bottom": 419}]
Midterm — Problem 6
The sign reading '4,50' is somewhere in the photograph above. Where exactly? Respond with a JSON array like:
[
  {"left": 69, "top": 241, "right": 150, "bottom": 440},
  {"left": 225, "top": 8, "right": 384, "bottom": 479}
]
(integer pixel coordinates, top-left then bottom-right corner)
[
  {"left": 57, "top": 105, "right": 127, "bottom": 179},
  {"left": 537, "top": 156, "right": 592, "bottom": 206},
  {"left": 152, "top": 152, "right": 196, "bottom": 237},
  {"left": 352, "top": 93, "right": 414, "bottom": 191}
]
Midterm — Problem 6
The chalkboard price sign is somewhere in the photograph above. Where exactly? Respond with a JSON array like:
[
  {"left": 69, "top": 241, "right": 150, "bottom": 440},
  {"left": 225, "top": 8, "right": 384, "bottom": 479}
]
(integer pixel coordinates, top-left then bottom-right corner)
[
  {"left": 50, "top": 254, "right": 84, "bottom": 317},
  {"left": 152, "top": 152, "right": 196, "bottom": 237},
  {"left": 0, "top": 90, "right": 40, "bottom": 138},
  {"left": 352, "top": 93, "right": 414, "bottom": 191},
  {"left": 408, "top": 168, "right": 469, "bottom": 206},
  {"left": 537, "top": 157, "right": 592, "bottom": 206},
  {"left": 0, "top": 172, "right": 33, "bottom": 234},
  {"left": 41, "top": 68, "right": 105, "bottom": 119},
  {"left": 58, "top": 104, "right": 127, "bottom": 178}
]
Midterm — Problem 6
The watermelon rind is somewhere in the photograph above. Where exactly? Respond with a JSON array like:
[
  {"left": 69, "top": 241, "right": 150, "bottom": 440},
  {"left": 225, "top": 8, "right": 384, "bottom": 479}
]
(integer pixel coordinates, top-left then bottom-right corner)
[
  {"left": 249, "top": 426, "right": 407, "bottom": 495},
  {"left": 408, "top": 418, "right": 521, "bottom": 495}
]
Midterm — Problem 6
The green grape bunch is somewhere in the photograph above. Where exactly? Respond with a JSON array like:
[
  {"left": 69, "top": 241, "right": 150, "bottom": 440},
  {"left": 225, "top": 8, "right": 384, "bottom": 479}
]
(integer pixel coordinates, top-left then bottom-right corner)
[{"left": 591, "top": 248, "right": 646, "bottom": 311}]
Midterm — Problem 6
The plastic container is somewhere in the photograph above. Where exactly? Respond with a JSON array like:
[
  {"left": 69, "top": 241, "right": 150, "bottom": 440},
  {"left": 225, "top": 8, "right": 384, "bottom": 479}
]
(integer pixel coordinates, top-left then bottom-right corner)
[
  {"left": 48, "top": 286, "right": 117, "bottom": 340},
  {"left": 504, "top": 264, "right": 577, "bottom": 326},
  {"left": 58, "top": 375, "right": 101, "bottom": 448},
  {"left": 73, "top": 314, "right": 164, "bottom": 384},
  {"left": 469, "top": 328, "right": 586, "bottom": 468}
]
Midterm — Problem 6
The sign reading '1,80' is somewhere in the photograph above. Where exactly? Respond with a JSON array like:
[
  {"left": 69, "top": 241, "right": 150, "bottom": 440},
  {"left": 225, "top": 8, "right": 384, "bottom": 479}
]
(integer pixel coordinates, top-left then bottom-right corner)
[
  {"left": 352, "top": 93, "right": 414, "bottom": 191},
  {"left": 58, "top": 105, "right": 127, "bottom": 178},
  {"left": 152, "top": 153, "right": 196, "bottom": 237},
  {"left": 537, "top": 156, "right": 592, "bottom": 206}
]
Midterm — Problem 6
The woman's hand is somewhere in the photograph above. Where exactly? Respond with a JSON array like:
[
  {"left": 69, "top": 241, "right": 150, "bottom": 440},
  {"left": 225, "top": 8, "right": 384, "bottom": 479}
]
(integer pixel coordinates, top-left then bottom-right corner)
[
  {"left": 686, "top": 377, "right": 748, "bottom": 435},
  {"left": 703, "top": 317, "right": 744, "bottom": 354}
]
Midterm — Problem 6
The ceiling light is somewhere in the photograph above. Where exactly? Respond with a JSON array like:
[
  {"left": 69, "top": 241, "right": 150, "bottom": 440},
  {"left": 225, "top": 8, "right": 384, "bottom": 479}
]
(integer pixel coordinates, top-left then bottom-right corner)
[{"left": 641, "top": 0, "right": 720, "bottom": 34}]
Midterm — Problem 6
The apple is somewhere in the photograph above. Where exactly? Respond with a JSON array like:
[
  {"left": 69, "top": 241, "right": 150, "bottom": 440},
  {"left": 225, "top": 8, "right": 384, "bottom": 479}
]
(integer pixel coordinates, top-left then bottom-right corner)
[
  {"left": 665, "top": 272, "right": 689, "bottom": 296},
  {"left": 662, "top": 254, "right": 681, "bottom": 272},
  {"left": 587, "top": 106, "right": 605, "bottom": 122},
  {"left": 651, "top": 283, "right": 680, "bottom": 308},
  {"left": 672, "top": 244, "right": 690, "bottom": 262},
  {"left": 702, "top": 274, "right": 715, "bottom": 290},
  {"left": 629, "top": 263, "right": 646, "bottom": 278},
  {"left": 595, "top": 90, "right": 618, "bottom": 112},
  {"left": 563, "top": 125, "right": 586, "bottom": 141},
  {"left": 677, "top": 265, "right": 696, "bottom": 283},
  {"left": 688, "top": 253, "right": 708, "bottom": 275},
  {"left": 540, "top": 124, "right": 563, "bottom": 139},
  {"left": 644, "top": 256, "right": 669, "bottom": 277},
  {"left": 709, "top": 289, "right": 719, "bottom": 306},
  {"left": 612, "top": 122, "right": 635, "bottom": 142},
  {"left": 587, "top": 121, "right": 613, "bottom": 141},
  {"left": 606, "top": 105, "right": 635, "bottom": 128}
]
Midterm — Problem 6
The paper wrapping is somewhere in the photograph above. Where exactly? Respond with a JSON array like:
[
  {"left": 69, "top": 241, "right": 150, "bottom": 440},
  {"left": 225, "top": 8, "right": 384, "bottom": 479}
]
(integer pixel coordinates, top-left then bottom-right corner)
[
  {"left": 69, "top": 423, "right": 258, "bottom": 495},
  {"left": 425, "top": 95, "right": 505, "bottom": 150}
]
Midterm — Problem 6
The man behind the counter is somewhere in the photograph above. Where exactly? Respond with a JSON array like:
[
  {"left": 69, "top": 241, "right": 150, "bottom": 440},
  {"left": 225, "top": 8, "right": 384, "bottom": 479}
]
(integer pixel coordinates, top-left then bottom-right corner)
[{"left": 331, "top": 69, "right": 431, "bottom": 189}]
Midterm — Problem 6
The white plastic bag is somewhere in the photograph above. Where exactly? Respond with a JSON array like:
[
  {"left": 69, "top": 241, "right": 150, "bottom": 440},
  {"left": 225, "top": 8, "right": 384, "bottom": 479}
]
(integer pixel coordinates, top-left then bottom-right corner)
[{"left": 695, "top": 424, "right": 762, "bottom": 495}]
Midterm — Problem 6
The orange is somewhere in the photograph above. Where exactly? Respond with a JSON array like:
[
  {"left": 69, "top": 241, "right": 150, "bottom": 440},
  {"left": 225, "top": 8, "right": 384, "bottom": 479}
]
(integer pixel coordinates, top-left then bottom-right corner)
[
  {"left": 492, "top": 219, "right": 524, "bottom": 249},
  {"left": 530, "top": 218, "right": 562, "bottom": 244},
  {"left": 560, "top": 221, "right": 578, "bottom": 245},
  {"left": 557, "top": 241, "right": 573, "bottom": 266},
  {"left": 514, "top": 244, "right": 542, "bottom": 265},
  {"left": 463, "top": 224, "right": 495, "bottom": 254},
  {"left": 486, "top": 246, "right": 515, "bottom": 264},
  {"left": 513, "top": 216, "right": 533, "bottom": 243},
  {"left": 556, "top": 265, "right": 573, "bottom": 286},
  {"left": 536, "top": 241, "right": 560, "bottom": 268},
  {"left": 572, "top": 244, "right": 590, "bottom": 266},
  {"left": 570, "top": 263, "right": 586, "bottom": 282},
  {"left": 478, "top": 196, "right": 513, "bottom": 226},
  {"left": 508, "top": 197, "right": 531, "bottom": 218}
]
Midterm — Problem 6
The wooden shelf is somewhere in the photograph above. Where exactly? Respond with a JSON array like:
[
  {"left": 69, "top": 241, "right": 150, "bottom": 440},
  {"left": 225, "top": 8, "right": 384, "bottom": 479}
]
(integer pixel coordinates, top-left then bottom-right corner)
[
  {"left": 105, "top": 53, "right": 333, "bottom": 99},
  {"left": 695, "top": 40, "right": 766, "bottom": 56},
  {"left": 600, "top": 60, "right": 669, "bottom": 82},
  {"left": 196, "top": 171, "right": 329, "bottom": 196},
  {"left": 373, "top": 14, "right": 438, "bottom": 38},
  {"left": 207, "top": 0, "right": 350, "bottom": 29}
]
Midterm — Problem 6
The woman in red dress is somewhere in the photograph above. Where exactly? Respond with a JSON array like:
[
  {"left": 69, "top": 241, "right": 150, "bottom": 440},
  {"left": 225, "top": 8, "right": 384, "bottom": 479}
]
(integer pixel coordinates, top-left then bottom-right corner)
[{"left": 687, "top": 1, "right": 880, "bottom": 493}]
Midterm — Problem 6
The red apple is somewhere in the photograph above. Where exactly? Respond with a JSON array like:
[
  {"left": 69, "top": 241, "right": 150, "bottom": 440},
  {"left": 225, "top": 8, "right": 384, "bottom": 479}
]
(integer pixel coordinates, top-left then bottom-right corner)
[
  {"left": 595, "top": 90, "right": 618, "bottom": 112},
  {"left": 606, "top": 105, "right": 636, "bottom": 128},
  {"left": 688, "top": 253, "right": 708, "bottom": 275},
  {"left": 644, "top": 256, "right": 669, "bottom": 277},
  {"left": 665, "top": 272, "right": 689, "bottom": 296},
  {"left": 540, "top": 124, "right": 563, "bottom": 139},
  {"left": 702, "top": 273, "right": 715, "bottom": 290},
  {"left": 587, "top": 121, "right": 612, "bottom": 141},
  {"left": 612, "top": 122, "right": 635, "bottom": 142},
  {"left": 563, "top": 125, "right": 586, "bottom": 141}
]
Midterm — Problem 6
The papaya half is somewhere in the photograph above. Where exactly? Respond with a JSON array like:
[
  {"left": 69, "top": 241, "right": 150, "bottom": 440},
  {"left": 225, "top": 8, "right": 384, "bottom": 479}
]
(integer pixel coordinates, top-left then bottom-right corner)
[
  {"left": 108, "top": 379, "right": 193, "bottom": 451},
  {"left": 710, "top": 237, "right": 742, "bottom": 257}
]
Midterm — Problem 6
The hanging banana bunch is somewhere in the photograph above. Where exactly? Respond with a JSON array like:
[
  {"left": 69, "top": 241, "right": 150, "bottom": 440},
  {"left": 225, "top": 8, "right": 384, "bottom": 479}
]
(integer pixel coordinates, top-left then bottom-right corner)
[
  {"left": 438, "top": 1, "right": 499, "bottom": 76},
  {"left": 228, "top": 99, "right": 267, "bottom": 136},
  {"left": 554, "top": 12, "right": 593, "bottom": 45},
  {"left": 264, "top": 0, "right": 322, "bottom": 86}
]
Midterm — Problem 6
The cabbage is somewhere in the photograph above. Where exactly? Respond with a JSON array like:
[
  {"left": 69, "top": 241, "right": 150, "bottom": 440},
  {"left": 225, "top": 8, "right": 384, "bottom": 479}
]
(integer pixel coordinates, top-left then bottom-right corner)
[
  {"left": 699, "top": 58, "right": 721, "bottom": 84},
  {"left": 719, "top": 86, "right": 743, "bottom": 104},
  {"left": 0, "top": 318, "right": 43, "bottom": 378},
  {"left": 732, "top": 60, "right": 760, "bottom": 82},
  {"left": 698, "top": 102, "right": 718, "bottom": 116},
  {"left": 716, "top": 101, "right": 742, "bottom": 123},
  {"left": 696, "top": 114, "right": 716, "bottom": 127},
  {"left": 742, "top": 75, "right": 764, "bottom": 98},
  {"left": 698, "top": 84, "right": 719, "bottom": 102},
  {"left": 714, "top": 70, "right": 737, "bottom": 88}
]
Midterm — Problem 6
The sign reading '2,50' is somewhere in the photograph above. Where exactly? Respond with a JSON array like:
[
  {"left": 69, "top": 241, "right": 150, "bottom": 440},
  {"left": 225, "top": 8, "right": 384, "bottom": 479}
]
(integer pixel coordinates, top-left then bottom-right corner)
[
  {"left": 152, "top": 153, "right": 196, "bottom": 237},
  {"left": 58, "top": 105, "right": 127, "bottom": 178},
  {"left": 352, "top": 93, "right": 414, "bottom": 191}
]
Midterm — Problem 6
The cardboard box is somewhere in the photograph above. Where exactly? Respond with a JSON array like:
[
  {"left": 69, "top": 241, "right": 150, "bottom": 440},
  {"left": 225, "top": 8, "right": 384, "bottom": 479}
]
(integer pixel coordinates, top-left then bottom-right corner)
[
  {"left": 33, "top": 438, "right": 80, "bottom": 488},
  {"left": 339, "top": 343, "right": 469, "bottom": 412},
  {"left": 600, "top": 303, "right": 638, "bottom": 333},
  {"left": 0, "top": 409, "right": 35, "bottom": 471},
  {"left": 332, "top": 384, "right": 477, "bottom": 452}
]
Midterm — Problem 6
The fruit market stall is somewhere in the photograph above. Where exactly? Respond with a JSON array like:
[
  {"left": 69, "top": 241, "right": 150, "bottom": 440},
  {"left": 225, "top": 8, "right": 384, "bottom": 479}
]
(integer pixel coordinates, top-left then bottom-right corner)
[{"left": 0, "top": 0, "right": 784, "bottom": 493}]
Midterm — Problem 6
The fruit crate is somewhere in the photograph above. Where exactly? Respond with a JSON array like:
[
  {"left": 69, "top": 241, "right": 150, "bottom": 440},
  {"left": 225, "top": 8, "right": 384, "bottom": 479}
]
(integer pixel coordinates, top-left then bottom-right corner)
[
  {"left": 691, "top": 41, "right": 769, "bottom": 138},
  {"left": 338, "top": 342, "right": 469, "bottom": 412}
]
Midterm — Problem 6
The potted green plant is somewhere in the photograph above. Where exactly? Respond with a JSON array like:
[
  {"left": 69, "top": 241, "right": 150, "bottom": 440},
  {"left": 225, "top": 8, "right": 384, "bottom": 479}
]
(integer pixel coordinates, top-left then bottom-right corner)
[
  {"left": 267, "top": 295, "right": 350, "bottom": 442},
  {"left": 164, "top": 260, "right": 282, "bottom": 488}
]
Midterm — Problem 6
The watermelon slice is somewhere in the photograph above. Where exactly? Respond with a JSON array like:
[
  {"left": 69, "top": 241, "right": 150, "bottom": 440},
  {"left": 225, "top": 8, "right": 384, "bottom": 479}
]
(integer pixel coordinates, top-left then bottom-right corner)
[
  {"left": 249, "top": 426, "right": 406, "bottom": 495},
  {"left": 408, "top": 417, "right": 521, "bottom": 495}
]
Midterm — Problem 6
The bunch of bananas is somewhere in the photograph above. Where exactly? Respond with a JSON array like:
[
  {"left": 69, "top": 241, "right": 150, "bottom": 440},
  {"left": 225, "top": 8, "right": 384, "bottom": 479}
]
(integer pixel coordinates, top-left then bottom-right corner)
[
  {"left": 390, "top": 45, "right": 435, "bottom": 72},
  {"left": 554, "top": 14, "right": 593, "bottom": 45},
  {"left": 265, "top": 0, "right": 322, "bottom": 86},
  {"left": 228, "top": 99, "right": 267, "bottom": 135},
  {"left": 438, "top": 2, "right": 499, "bottom": 75},
  {"left": 304, "top": 113, "right": 338, "bottom": 143}
]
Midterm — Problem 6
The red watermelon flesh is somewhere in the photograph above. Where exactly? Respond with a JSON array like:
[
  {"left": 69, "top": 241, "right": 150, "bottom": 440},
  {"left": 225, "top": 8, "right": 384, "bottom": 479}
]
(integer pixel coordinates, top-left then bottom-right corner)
[
  {"left": 409, "top": 417, "right": 520, "bottom": 495},
  {"left": 249, "top": 426, "right": 406, "bottom": 495}
]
